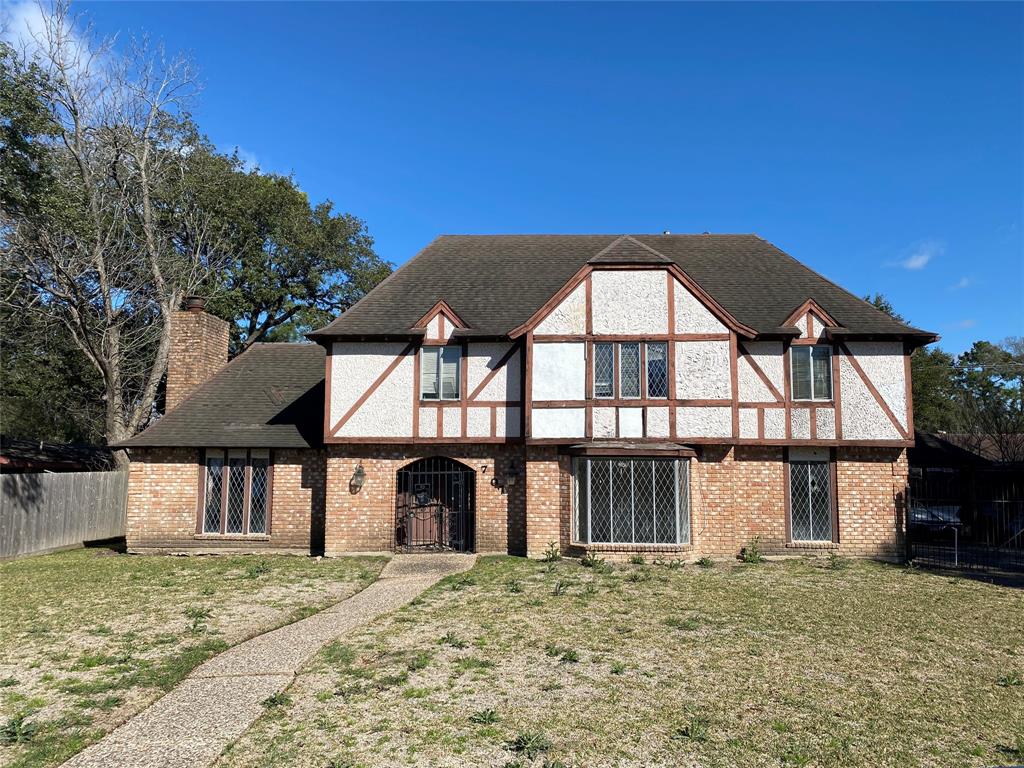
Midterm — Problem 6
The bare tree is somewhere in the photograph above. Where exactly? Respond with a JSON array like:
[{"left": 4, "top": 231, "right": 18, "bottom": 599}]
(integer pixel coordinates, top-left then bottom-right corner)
[{"left": 1, "top": 0, "right": 222, "bottom": 451}]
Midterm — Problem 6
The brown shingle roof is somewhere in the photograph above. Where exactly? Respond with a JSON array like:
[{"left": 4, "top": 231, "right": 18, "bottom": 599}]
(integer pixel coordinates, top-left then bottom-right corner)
[
  {"left": 308, "top": 234, "right": 935, "bottom": 341},
  {"left": 116, "top": 343, "right": 324, "bottom": 449}
]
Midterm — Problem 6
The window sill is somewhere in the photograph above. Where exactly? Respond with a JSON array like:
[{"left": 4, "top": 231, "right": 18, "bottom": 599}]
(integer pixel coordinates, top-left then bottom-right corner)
[
  {"left": 194, "top": 533, "right": 271, "bottom": 541},
  {"left": 785, "top": 541, "right": 838, "bottom": 550},
  {"left": 573, "top": 542, "right": 693, "bottom": 553}
]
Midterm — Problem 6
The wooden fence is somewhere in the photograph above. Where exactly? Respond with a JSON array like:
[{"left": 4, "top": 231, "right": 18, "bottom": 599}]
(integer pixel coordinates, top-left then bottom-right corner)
[{"left": 1, "top": 470, "right": 128, "bottom": 560}]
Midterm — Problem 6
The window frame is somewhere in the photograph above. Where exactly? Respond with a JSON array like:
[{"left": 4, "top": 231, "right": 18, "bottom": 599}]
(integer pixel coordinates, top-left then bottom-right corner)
[
  {"left": 198, "top": 449, "right": 273, "bottom": 536},
  {"left": 645, "top": 341, "right": 669, "bottom": 399},
  {"left": 618, "top": 342, "right": 641, "bottom": 399},
  {"left": 785, "top": 450, "right": 839, "bottom": 544},
  {"left": 790, "top": 344, "right": 833, "bottom": 402},
  {"left": 590, "top": 341, "right": 671, "bottom": 400},
  {"left": 420, "top": 344, "right": 462, "bottom": 401},
  {"left": 572, "top": 456, "right": 691, "bottom": 546},
  {"left": 593, "top": 342, "right": 615, "bottom": 399}
]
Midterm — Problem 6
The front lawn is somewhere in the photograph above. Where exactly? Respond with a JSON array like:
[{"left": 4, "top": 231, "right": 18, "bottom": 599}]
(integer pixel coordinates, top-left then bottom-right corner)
[
  {"left": 218, "top": 556, "right": 1023, "bottom": 768},
  {"left": 0, "top": 549, "right": 385, "bottom": 768}
]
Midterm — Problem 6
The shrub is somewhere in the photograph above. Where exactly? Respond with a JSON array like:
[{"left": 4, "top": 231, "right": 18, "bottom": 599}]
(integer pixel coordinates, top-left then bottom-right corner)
[
  {"left": 580, "top": 551, "right": 605, "bottom": 570},
  {"left": 739, "top": 537, "right": 765, "bottom": 564},
  {"left": 541, "top": 542, "right": 561, "bottom": 562},
  {"left": 625, "top": 569, "right": 651, "bottom": 583},
  {"left": 507, "top": 730, "right": 552, "bottom": 759},
  {"left": 628, "top": 554, "right": 646, "bottom": 565},
  {"left": 697, "top": 556, "right": 715, "bottom": 568}
]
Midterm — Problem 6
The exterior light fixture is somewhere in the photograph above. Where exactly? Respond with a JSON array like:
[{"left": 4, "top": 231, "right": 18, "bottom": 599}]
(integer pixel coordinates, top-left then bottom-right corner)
[
  {"left": 349, "top": 463, "right": 366, "bottom": 494},
  {"left": 491, "top": 460, "right": 522, "bottom": 494}
]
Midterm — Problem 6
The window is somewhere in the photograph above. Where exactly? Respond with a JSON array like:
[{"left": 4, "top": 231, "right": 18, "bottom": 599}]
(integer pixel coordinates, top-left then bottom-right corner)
[
  {"left": 789, "top": 460, "right": 833, "bottom": 542},
  {"left": 421, "top": 345, "right": 461, "bottom": 400},
  {"left": 573, "top": 457, "right": 690, "bottom": 545},
  {"left": 594, "top": 343, "right": 614, "bottom": 398},
  {"left": 201, "top": 449, "right": 271, "bottom": 535},
  {"left": 619, "top": 343, "right": 640, "bottom": 398},
  {"left": 646, "top": 342, "right": 668, "bottom": 398},
  {"left": 791, "top": 345, "right": 832, "bottom": 400},
  {"left": 592, "top": 341, "right": 670, "bottom": 399}
]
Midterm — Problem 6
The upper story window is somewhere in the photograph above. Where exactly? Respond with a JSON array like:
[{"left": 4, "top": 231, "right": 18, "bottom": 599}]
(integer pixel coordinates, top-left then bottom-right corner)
[
  {"left": 593, "top": 341, "right": 668, "bottom": 399},
  {"left": 791, "top": 345, "right": 832, "bottom": 401},
  {"left": 201, "top": 449, "right": 270, "bottom": 536},
  {"left": 421, "top": 345, "right": 461, "bottom": 400}
]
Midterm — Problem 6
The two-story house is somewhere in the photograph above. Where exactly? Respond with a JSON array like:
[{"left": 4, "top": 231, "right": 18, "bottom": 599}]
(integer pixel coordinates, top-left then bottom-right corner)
[{"left": 119, "top": 234, "right": 936, "bottom": 560}]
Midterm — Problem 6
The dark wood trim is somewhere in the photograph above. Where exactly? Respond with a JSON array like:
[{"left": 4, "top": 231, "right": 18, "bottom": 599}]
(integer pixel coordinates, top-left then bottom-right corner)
[
  {"left": 838, "top": 342, "right": 909, "bottom": 439},
  {"left": 584, "top": 339, "right": 594, "bottom": 438},
  {"left": 809, "top": 405, "right": 817, "bottom": 440},
  {"left": 525, "top": 436, "right": 915, "bottom": 447},
  {"left": 532, "top": 398, "right": 733, "bottom": 408},
  {"left": 326, "top": 436, "right": 524, "bottom": 445},
  {"left": 330, "top": 341, "right": 416, "bottom": 436},
  {"left": 667, "top": 274, "right": 678, "bottom": 439},
  {"left": 807, "top": 312, "right": 814, "bottom": 339},
  {"left": 524, "top": 331, "right": 534, "bottom": 438},
  {"left": 412, "top": 299, "right": 468, "bottom": 331},
  {"left": 490, "top": 406, "right": 497, "bottom": 438},
  {"left": 584, "top": 274, "right": 593, "bottom": 335},
  {"left": 903, "top": 345, "right": 914, "bottom": 437},
  {"left": 220, "top": 455, "right": 229, "bottom": 535},
  {"left": 790, "top": 337, "right": 830, "bottom": 346},
  {"left": 419, "top": 399, "right": 521, "bottom": 408},
  {"left": 782, "top": 298, "right": 839, "bottom": 329},
  {"left": 323, "top": 349, "right": 333, "bottom": 450},
  {"left": 783, "top": 340, "right": 792, "bottom": 440},
  {"left": 533, "top": 332, "right": 731, "bottom": 342},
  {"left": 242, "top": 449, "right": 252, "bottom": 536},
  {"left": 510, "top": 264, "right": 592, "bottom": 338},
  {"left": 729, "top": 332, "right": 739, "bottom": 439},
  {"left": 566, "top": 445, "right": 696, "bottom": 458},
  {"left": 738, "top": 342, "right": 784, "bottom": 402},
  {"left": 757, "top": 408, "right": 765, "bottom": 439},
  {"left": 467, "top": 342, "right": 520, "bottom": 401},
  {"left": 436, "top": 404, "right": 443, "bottom": 436}
]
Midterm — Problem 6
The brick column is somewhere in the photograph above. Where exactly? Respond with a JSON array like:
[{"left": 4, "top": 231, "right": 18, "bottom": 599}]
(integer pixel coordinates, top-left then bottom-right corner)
[
  {"left": 166, "top": 302, "right": 229, "bottom": 411},
  {"left": 525, "top": 447, "right": 563, "bottom": 558}
]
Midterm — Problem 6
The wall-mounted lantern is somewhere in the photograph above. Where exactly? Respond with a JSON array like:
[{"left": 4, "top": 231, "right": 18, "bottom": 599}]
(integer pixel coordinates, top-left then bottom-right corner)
[
  {"left": 349, "top": 463, "right": 366, "bottom": 494},
  {"left": 490, "top": 460, "right": 522, "bottom": 495}
]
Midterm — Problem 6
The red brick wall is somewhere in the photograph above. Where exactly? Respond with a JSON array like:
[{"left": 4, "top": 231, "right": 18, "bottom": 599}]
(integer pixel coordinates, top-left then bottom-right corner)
[
  {"left": 324, "top": 444, "right": 527, "bottom": 556},
  {"left": 835, "top": 448, "right": 907, "bottom": 559},
  {"left": 125, "top": 447, "right": 325, "bottom": 552},
  {"left": 166, "top": 310, "right": 229, "bottom": 412}
]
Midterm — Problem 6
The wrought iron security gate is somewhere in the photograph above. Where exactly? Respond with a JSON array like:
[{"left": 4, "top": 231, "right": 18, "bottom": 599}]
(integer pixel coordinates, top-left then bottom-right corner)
[{"left": 395, "top": 457, "right": 475, "bottom": 553}]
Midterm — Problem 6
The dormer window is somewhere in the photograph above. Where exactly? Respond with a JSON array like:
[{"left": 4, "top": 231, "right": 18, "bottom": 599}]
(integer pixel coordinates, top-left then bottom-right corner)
[
  {"left": 421, "top": 345, "right": 461, "bottom": 400},
  {"left": 791, "top": 345, "right": 832, "bottom": 401}
]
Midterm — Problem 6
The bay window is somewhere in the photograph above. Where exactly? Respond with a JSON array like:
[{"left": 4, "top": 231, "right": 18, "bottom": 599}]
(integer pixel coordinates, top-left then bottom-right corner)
[
  {"left": 201, "top": 449, "right": 271, "bottom": 535},
  {"left": 791, "top": 345, "right": 832, "bottom": 400},
  {"left": 421, "top": 345, "right": 461, "bottom": 400},
  {"left": 573, "top": 457, "right": 690, "bottom": 545}
]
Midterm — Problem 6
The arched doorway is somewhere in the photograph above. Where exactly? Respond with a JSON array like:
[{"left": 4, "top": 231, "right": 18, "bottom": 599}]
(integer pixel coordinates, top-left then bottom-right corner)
[{"left": 395, "top": 457, "right": 475, "bottom": 553}]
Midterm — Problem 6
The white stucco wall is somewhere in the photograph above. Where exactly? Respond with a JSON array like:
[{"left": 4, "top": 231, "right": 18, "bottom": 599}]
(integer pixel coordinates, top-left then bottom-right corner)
[
  {"left": 737, "top": 341, "right": 784, "bottom": 402},
  {"left": 676, "top": 406, "right": 732, "bottom": 438},
  {"left": 331, "top": 342, "right": 414, "bottom": 437},
  {"left": 816, "top": 407, "right": 836, "bottom": 440},
  {"left": 532, "top": 408, "right": 586, "bottom": 438},
  {"left": 844, "top": 342, "right": 907, "bottom": 430},
  {"left": 592, "top": 407, "right": 616, "bottom": 438},
  {"left": 426, "top": 315, "right": 443, "bottom": 339},
  {"left": 418, "top": 407, "right": 437, "bottom": 438},
  {"left": 467, "top": 342, "right": 521, "bottom": 402},
  {"left": 675, "top": 341, "right": 732, "bottom": 399},
  {"left": 619, "top": 408, "right": 643, "bottom": 438},
  {"left": 442, "top": 408, "right": 461, "bottom": 438},
  {"left": 674, "top": 279, "right": 727, "bottom": 334},
  {"left": 839, "top": 352, "right": 904, "bottom": 440},
  {"left": 646, "top": 407, "right": 670, "bottom": 438},
  {"left": 591, "top": 270, "right": 668, "bottom": 335},
  {"left": 532, "top": 342, "right": 585, "bottom": 401},
  {"left": 739, "top": 408, "right": 758, "bottom": 438},
  {"left": 467, "top": 407, "right": 490, "bottom": 438},
  {"left": 535, "top": 282, "right": 587, "bottom": 335},
  {"left": 791, "top": 408, "right": 811, "bottom": 440},
  {"left": 764, "top": 408, "right": 786, "bottom": 439},
  {"left": 795, "top": 313, "right": 809, "bottom": 338}
]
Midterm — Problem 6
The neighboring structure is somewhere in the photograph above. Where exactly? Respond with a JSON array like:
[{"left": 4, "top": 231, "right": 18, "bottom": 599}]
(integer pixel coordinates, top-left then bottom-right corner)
[
  {"left": 0, "top": 436, "right": 117, "bottom": 474},
  {"left": 117, "top": 234, "right": 937, "bottom": 560}
]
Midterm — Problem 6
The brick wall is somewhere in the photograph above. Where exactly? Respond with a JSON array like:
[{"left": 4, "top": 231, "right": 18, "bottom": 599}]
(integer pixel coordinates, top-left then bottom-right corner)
[
  {"left": 835, "top": 447, "right": 907, "bottom": 559},
  {"left": 523, "top": 447, "right": 568, "bottom": 558},
  {"left": 166, "top": 309, "right": 229, "bottom": 412},
  {"left": 324, "top": 444, "right": 527, "bottom": 556},
  {"left": 125, "top": 447, "right": 325, "bottom": 552}
]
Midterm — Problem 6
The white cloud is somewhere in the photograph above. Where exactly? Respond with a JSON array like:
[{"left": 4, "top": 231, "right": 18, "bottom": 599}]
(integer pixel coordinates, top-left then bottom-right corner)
[
  {"left": 949, "top": 277, "right": 970, "bottom": 291},
  {"left": 955, "top": 319, "right": 977, "bottom": 329},
  {"left": 886, "top": 239, "right": 944, "bottom": 270},
  {"left": 233, "top": 147, "right": 260, "bottom": 173}
]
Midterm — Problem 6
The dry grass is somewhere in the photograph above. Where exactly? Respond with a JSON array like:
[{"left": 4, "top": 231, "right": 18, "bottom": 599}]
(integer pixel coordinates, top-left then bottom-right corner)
[
  {"left": 0, "top": 548, "right": 385, "bottom": 768},
  {"left": 217, "top": 556, "right": 1023, "bottom": 768}
]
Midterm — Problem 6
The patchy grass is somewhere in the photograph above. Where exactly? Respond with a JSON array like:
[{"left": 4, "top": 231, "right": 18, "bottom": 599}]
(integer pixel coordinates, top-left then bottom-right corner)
[
  {"left": 0, "top": 549, "right": 385, "bottom": 768},
  {"left": 217, "top": 556, "right": 1023, "bottom": 768}
]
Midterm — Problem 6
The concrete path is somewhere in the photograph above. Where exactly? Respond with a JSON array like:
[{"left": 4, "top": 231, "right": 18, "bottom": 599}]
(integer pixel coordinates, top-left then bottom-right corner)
[{"left": 63, "top": 553, "right": 475, "bottom": 768}]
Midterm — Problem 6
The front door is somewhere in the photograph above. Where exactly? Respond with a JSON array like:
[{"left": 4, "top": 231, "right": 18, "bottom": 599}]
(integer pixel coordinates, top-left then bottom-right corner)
[{"left": 395, "top": 457, "right": 475, "bottom": 552}]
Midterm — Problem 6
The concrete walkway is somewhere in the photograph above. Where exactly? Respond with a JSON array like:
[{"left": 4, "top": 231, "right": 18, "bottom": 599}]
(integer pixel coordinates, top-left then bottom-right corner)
[{"left": 63, "top": 553, "right": 475, "bottom": 768}]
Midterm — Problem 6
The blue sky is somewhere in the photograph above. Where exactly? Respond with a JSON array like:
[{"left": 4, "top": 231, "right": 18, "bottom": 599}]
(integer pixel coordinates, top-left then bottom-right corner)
[{"left": 10, "top": 2, "right": 1023, "bottom": 353}]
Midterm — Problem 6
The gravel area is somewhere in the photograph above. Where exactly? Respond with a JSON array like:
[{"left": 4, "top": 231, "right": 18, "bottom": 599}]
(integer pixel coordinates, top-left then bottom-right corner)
[{"left": 60, "top": 554, "right": 476, "bottom": 768}]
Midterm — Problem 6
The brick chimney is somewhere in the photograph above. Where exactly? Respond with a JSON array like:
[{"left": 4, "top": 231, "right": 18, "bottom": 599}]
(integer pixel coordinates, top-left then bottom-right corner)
[{"left": 165, "top": 296, "right": 230, "bottom": 412}]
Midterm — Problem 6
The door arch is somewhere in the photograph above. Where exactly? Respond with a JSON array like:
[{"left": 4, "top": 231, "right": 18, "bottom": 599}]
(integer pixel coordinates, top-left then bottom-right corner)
[{"left": 395, "top": 457, "right": 475, "bottom": 552}]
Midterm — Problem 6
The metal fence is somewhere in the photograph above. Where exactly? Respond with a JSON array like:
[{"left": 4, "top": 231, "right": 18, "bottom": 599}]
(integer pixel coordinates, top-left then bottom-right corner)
[
  {"left": 907, "top": 467, "right": 1024, "bottom": 571},
  {"left": 1, "top": 470, "right": 128, "bottom": 560}
]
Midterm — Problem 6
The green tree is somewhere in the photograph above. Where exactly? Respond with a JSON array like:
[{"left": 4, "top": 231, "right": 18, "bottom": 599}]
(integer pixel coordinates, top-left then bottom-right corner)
[
  {"left": 182, "top": 149, "right": 390, "bottom": 351},
  {"left": 952, "top": 339, "right": 1024, "bottom": 462}
]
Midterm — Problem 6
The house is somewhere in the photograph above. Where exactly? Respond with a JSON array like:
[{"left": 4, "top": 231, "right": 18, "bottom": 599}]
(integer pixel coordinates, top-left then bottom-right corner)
[{"left": 117, "top": 234, "right": 937, "bottom": 560}]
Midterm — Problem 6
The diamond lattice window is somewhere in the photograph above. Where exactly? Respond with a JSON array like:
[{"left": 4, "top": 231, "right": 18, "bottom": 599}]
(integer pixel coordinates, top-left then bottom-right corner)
[
  {"left": 619, "top": 343, "right": 641, "bottom": 398},
  {"left": 594, "top": 343, "right": 614, "bottom": 398},
  {"left": 573, "top": 457, "right": 690, "bottom": 545},
  {"left": 646, "top": 342, "right": 668, "bottom": 398},
  {"left": 789, "top": 460, "right": 833, "bottom": 541},
  {"left": 201, "top": 450, "right": 272, "bottom": 536}
]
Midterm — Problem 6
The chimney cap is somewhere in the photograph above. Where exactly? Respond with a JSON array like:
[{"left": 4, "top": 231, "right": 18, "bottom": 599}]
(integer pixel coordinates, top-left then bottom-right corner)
[{"left": 183, "top": 296, "right": 207, "bottom": 313}]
